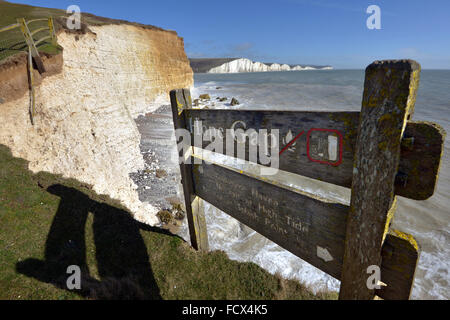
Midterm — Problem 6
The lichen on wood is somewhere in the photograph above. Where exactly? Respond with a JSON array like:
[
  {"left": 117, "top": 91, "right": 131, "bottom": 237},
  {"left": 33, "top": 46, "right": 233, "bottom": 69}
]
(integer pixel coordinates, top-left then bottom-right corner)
[{"left": 340, "top": 60, "right": 421, "bottom": 300}]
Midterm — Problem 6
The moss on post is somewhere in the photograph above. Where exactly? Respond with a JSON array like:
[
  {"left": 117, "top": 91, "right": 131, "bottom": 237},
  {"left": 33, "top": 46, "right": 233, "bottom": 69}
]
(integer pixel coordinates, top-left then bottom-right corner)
[{"left": 339, "top": 60, "right": 421, "bottom": 300}]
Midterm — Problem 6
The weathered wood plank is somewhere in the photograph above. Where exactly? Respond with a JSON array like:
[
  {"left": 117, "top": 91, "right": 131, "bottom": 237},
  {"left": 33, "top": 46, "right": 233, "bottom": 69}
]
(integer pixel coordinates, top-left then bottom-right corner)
[
  {"left": 0, "top": 22, "right": 20, "bottom": 33},
  {"left": 191, "top": 196, "right": 209, "bottom": 250},
  {"left": 339, "top": 60, "right": 421, "bottom": 300},
  {"left": 185, "top": 109, "right": 443, "bottom": 200},
  {"left": 396, "top": 121, "right": 446, "bottom": 200},
  {"left": 193, "top": 159, "right": 349, "bottom": 279},
  {"left": 30, "top": 26, "right": 50, "bottom": 37},
  {"left": 378, "top": 230, "right": 420, "bottom": 300},
  {"left": 187, "top": 109, "right": 359, "bottom": 186},
  {"left": 48, "top": 17, "right": 57, "bottom": 46},
  {"left": 192, "top": 159, "right": 419, "bottom": 299},
  {"left": 170, "top": 89, "right": 208, "bottom": 251}
]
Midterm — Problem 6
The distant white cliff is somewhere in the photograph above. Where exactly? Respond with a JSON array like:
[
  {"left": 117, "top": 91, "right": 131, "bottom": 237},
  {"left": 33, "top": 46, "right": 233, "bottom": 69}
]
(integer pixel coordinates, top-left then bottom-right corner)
[{"left": 206, "top": 58, "right": 333, "bottom": 73}]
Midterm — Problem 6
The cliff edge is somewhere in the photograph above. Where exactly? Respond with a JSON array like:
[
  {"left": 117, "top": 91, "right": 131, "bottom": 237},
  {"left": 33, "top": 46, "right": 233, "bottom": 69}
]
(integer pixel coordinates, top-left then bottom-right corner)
[{"left": 0, "top": 2, "right": 193, "bottom": 225}]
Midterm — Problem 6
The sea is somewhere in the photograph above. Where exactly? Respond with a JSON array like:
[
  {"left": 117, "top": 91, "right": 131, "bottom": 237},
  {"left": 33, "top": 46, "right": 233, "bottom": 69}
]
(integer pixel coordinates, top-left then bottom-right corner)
[{"left": 179, "top": 69, "right": 449, "bottom": 300}]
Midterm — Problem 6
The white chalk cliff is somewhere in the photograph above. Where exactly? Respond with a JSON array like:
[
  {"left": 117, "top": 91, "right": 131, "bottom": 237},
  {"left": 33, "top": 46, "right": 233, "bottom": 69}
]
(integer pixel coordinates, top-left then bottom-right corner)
[
  {"left": 0, "top": 24, "right": 193, "bottom": 226},
  {"left": 207, "top": 58, "right": 332, "bottom": 73}
]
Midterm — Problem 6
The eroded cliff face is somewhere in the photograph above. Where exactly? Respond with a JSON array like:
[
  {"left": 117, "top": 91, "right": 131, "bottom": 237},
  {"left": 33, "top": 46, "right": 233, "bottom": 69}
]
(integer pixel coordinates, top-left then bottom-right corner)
[{"left": 0, "top": 24, "right": 193, "bottom": 225}]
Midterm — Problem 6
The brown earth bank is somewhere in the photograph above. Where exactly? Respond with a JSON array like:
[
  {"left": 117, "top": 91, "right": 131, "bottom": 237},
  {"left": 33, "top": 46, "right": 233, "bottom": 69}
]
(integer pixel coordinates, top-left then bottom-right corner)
[
  {"left": 0, "top": 51, "right": 63, "bottom": 104},
  {"left": 0, "top": 8, "right": 192, "bottom": 105}
]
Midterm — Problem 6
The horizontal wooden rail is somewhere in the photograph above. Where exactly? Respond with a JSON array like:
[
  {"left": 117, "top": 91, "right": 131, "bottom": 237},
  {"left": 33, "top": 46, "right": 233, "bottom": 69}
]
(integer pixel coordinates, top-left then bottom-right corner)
[
  {"left": 34, "top": 35, "right": 51, "bottom": 46},
  {"left": 30, "top": 27, "right": 50, "bottom": 37},
  {"left": 26, "top": 18, "right": 49, "bottom": 24},
  {"left": 0, "top": 23, "right": 20, "bottom": 33}
]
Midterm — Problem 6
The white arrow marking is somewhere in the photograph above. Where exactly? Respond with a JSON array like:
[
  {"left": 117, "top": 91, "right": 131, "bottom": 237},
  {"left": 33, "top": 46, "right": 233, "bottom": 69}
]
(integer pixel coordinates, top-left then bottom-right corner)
[
  {"left": 317, "top": 246, "right": 333, "bottom": 262},
  {"left": 377, "top": 280, "right": 387, "bottom": 287}
]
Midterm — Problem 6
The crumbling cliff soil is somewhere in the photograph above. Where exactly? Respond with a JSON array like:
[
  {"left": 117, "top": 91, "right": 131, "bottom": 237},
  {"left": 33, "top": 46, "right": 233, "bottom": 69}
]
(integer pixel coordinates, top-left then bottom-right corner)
[{"left": 0, "top": 51, "right": 63, "bottom": 104}]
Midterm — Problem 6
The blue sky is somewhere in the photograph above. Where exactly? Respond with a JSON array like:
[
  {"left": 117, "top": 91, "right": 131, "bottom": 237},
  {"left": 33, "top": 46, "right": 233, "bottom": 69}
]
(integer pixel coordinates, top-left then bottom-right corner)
[{"left": 8, "top": 0, "right": 450, "bottom": 69}]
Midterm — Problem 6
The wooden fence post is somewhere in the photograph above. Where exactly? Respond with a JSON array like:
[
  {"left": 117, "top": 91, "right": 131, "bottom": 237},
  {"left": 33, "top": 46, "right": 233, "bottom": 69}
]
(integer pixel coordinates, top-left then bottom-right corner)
[
  {"left": 27, "top": 49, "right": 36, "bottom": 125},
  {"left": 48, "top": 17, "right": 57, "bottom": 46},
  {"left": 18, "top": 18, "right": 46, "bottom": 74},
  {"left": 170, "top": 89, "right": 209, "bottom": 251},
  {"left": 339, "top": 60, "right": 421, "bottom": 299}
]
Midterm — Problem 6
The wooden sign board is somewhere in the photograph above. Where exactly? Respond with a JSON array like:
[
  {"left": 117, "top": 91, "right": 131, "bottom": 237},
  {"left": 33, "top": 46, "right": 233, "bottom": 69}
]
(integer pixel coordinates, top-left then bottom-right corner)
[
  {"left": 170, "top": 59, "right": 445, "bottom": 300},
  {"left": 192, "top": 159, "right": 418, "bottom": 300},
  {"left": 185, "top": 109, "right": 444, "bottom": 200}
]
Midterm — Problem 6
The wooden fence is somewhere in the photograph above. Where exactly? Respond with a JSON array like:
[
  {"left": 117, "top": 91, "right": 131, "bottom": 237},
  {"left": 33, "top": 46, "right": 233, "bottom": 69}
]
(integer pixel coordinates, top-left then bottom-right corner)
[
  {"left": 0, "top": 17, "right": 57, "bottom": 124},
  {"left": 0, "top": 17, "right": 57, "bottom": 67},
  {"left": 169, "top": 60, "right": 445, "bottom": 300}
]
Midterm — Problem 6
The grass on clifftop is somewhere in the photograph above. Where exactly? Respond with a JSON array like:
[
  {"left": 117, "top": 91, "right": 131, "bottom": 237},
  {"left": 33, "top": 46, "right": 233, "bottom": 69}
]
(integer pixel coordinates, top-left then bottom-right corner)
[
  {"left": 0, "top": 144, "right": 336, "bottom": 300},
  {"left": 0, "top": 1, "right": 66, "bottom": 62},
  {"left": 0, "top": 0, "right": 172, "bottom": 63},
  {"left": 0, "top": 0, "right": 169, "bottom": 29}
]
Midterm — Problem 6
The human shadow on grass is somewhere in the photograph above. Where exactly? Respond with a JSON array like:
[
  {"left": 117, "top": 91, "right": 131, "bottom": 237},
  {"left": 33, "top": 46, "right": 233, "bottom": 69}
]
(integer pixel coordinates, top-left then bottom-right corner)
[{"left": 16, "top": 184, "right": 168, "bottom": 300}]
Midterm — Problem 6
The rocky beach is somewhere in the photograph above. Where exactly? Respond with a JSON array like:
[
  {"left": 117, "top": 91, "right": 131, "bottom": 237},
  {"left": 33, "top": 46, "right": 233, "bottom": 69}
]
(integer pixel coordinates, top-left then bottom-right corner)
[{"left": 129, "top": 89, "right": 242, "bottom": 235}]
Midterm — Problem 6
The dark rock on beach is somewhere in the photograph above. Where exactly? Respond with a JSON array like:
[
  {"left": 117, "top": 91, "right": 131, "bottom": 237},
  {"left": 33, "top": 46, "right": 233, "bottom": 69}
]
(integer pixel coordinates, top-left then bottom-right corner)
[
  {"left": 156, "top": 169, "right": 167, "bottom": 178},
  {"left": 157, "top": 210, "right": 173, "bottom": 224}
]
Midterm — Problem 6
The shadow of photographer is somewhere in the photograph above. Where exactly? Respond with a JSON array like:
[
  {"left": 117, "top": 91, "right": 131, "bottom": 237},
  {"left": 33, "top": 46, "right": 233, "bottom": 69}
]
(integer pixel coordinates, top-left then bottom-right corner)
[{"left": 16, "top": 184, "right": 164, "bottom": 300}]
